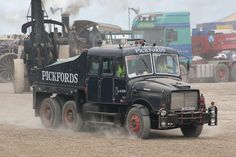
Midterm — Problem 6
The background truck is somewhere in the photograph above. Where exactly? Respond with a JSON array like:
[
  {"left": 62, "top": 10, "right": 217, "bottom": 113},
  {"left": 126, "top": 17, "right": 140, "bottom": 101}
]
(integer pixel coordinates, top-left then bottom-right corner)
[
  {"left": 191, "top": 18, "right": 236, "bottom": 82},
  {"left": 131, "top": 12, "right": 236, "bottom": 82}
]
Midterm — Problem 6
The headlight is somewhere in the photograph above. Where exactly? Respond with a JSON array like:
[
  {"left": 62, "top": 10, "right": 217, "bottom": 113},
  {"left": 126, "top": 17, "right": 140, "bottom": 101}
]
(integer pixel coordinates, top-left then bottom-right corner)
[{"left": 160, "top": 109, "right": 167, "bottom": 117}]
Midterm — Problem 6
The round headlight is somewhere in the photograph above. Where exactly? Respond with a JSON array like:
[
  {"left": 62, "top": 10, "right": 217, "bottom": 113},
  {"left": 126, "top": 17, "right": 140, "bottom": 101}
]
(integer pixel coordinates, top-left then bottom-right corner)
[{"left": 160, "top": 109, "right": 167, "bottom": 117}]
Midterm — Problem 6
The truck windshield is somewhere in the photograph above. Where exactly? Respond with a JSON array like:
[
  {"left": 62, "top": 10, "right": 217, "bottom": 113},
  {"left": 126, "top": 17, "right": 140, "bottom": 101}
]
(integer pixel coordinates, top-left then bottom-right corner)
[
  {"left": 125, "top": 54, "right": 153, "bottom": 78},
  {"left": 153, "top": 53, "right": 180, "bottom": 75}
]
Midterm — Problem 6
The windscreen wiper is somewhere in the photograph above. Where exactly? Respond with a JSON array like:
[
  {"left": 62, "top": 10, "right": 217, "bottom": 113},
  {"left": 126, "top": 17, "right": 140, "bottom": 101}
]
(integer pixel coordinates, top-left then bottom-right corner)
[{"left": 135, "top": 52, "right": 150, "bottom": 71}]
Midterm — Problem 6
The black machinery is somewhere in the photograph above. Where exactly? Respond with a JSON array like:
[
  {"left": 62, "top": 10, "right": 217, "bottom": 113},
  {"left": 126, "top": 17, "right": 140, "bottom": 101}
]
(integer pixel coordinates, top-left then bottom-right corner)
[{"left": 13, "top": 0, "right": 103, "bottom": 92}]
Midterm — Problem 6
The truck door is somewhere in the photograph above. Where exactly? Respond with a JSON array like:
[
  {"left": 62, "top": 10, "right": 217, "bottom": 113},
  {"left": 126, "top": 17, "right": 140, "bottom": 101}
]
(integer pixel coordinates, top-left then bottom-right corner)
[
  {"left": 114, "top": 57, "right": 127, "bottom": 104},
  {"left": 87, "top": 56, "right": 100, "bottom": 102},
  {"left": 100, "top": 58, "right": 113, "bottom": 103}
]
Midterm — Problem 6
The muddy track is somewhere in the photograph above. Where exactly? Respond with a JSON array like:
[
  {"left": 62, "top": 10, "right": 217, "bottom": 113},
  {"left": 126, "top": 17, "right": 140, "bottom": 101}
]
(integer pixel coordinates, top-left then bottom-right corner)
[{"left": 0, "top": 82, "right": 236, "bottom": 157}]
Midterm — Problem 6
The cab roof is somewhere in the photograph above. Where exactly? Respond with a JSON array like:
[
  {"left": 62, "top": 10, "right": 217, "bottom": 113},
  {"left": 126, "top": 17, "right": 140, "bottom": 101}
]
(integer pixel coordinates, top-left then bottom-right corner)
[{"left": 87, "top": 46, "right": 178, "bottom": 58}]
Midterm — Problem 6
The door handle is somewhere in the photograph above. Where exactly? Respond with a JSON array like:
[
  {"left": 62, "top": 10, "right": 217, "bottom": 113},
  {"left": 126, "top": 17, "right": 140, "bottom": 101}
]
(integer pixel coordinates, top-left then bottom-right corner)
[{"left": 115, "top": 87, "right": 118, "bottom": 96}]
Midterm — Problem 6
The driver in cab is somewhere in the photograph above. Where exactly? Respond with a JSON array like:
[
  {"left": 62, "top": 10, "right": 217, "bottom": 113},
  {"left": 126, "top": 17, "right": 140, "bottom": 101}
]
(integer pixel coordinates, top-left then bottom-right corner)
[
  {"left": 156, "top": 56, "right": 169, "bottom": 73},
  {"left": 116, "top": 59, "right": 126, "bottom": 78}
]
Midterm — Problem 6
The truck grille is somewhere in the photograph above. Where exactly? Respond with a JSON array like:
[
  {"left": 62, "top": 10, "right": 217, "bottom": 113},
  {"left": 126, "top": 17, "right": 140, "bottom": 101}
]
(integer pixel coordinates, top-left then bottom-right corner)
[{"left": 171, "top": 91, "right": 199, "bottom": 111}]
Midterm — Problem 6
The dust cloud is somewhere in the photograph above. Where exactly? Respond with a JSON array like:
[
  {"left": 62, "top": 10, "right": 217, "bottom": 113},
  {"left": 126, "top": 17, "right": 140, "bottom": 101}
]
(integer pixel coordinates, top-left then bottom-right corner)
[
  {"left": 1, "top": 82, "right": 234, "bottom": 139},
  {"left": 0, "top": 83, "right": 42, "bottom": 129},
  {"left": 0, "top": 83, "right": 128, "bottom": 139}
]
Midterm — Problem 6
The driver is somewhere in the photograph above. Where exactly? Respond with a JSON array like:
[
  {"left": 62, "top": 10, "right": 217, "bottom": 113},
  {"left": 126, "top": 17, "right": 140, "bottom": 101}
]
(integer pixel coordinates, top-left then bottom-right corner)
[
  {"left": 156, "top": 56, "right": 168, "bottom": 73},
  {"left": 116, "top": 59, "right": 126, "bottom": 78}
]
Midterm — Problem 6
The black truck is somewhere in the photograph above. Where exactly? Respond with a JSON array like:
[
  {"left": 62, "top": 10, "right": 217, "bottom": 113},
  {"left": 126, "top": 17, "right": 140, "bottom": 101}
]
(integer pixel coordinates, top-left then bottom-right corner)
[{"left": 32, "top": 45, "right": 217, "bottom": 139}]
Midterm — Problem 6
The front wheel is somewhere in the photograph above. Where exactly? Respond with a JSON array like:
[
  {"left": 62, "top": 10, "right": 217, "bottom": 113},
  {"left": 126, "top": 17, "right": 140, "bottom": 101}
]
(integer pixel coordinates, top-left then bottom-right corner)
[
  {"left": 180, "top": 123, "right": 203, "bottom": 137},
  {"left": 62, "top": 101, "right": 83, "bottom": 131},
  {"left": 126, "top": 105, "right": 150, "bottom": 139}
]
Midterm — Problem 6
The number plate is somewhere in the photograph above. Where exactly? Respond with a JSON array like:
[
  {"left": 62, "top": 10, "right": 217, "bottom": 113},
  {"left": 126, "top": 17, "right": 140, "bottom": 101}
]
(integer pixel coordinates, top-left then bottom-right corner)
[{"left": 181, "top": 107, "right": 196, "bottom": 111}]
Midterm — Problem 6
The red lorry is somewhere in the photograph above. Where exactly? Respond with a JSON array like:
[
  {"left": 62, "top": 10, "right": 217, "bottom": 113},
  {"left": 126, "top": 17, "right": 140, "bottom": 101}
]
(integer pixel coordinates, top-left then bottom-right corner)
[{"left": 189, "top": 17, "right": 236, "bottom": 82}]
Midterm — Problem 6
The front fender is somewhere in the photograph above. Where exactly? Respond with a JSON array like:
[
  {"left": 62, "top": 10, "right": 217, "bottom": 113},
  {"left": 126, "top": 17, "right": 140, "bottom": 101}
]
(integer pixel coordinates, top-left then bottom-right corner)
[
  {"left": 132, "top": 90, "right": 163, "bottom": 112},
  {"left": 129, "top": 104, "right": 150, "bottom": 116}
]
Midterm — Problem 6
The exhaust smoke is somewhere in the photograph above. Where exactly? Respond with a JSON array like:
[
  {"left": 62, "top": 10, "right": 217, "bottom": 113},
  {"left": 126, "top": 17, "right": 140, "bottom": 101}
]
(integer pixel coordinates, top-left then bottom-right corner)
[{"left": 64, "top": 0, "right": 90, "bottom": 15}]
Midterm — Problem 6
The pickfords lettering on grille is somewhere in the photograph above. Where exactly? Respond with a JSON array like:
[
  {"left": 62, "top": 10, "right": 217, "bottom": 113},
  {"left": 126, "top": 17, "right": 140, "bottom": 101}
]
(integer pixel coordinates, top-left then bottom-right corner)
[{"left": 41, "top": 70, "right": 79, "bottom": 84}]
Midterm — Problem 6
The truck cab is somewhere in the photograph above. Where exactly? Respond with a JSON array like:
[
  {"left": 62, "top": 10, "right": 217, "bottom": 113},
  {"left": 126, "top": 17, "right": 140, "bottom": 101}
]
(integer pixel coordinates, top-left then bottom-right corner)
[
  {"left": 87, "top": 46, "right": 181, "bottom": 104},
  {"left": 33, "top": 45, "right": 217, "bottom": 139}
]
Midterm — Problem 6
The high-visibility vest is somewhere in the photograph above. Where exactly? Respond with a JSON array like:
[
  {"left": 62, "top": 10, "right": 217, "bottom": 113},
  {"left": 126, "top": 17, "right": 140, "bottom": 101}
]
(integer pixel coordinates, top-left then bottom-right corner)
[{"left": 117, "top": 65, "right": 125, "bottom": 77}]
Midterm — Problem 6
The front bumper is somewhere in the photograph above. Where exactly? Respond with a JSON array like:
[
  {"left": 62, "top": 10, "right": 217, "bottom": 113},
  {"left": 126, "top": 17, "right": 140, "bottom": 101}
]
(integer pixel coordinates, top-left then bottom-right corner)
[{"left": 157, "top": 106, "right": 218, "bottom": 129}]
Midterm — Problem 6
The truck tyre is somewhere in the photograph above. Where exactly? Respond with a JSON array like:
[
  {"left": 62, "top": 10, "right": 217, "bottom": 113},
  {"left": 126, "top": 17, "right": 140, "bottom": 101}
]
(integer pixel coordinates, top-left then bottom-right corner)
[
  {"left": 180, "top": 123, "right": 203, "bottom": 137},
  {"left": 40, "top": 98, "right": 62, "bottom": 128},
  {"left": 126, "top": 105, "right": 150, "bottom": 139},
  {"left": 13, "top": 59, "right": 25, "bottom": 93},
  {"left": 214, "top": 63, "right": 229, "bottom": 82},
  {"left": 230, "top": 64, "right": 236, "bottom": 81},
  {"left": 180, "top": 64, "right": 189, "bottom": 82},
  {"left": 62, "top": 101, "right": 83, "bottom": 131}
]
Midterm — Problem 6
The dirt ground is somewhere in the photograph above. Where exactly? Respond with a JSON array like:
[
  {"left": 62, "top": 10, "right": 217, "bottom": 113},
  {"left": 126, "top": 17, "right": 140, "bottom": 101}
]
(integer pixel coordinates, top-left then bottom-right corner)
[{"left": 0, "top": 82, "right": 236, "bottom": 157}]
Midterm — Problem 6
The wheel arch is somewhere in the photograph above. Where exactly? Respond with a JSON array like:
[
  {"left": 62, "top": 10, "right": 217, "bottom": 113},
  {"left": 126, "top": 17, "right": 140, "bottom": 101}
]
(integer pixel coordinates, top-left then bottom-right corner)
[
  {"left": 33, "top": 91, "right": 51, "bottom": 116},
  {"left": 74, "top": 90, "right": 86, "bottom": 114},
  {"left": 126, "top": 99, "right": 152, "bottom": 117}
]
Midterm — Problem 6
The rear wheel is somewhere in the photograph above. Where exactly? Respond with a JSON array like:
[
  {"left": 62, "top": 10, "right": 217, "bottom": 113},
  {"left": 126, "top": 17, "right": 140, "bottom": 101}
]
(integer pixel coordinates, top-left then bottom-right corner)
[
  {"left": 40, "top": 98, "right": 62, "bottom": 128},
  {"left": 62, "top": 101, "right": 83, "bottom": 131},
  {"left": 180, "top": 123, "right": 203, "bottom": 137},
  {"left": 126, "top": 105, "right": 150, "bottom": 139},
  {"left": 214, "top": 63, "right": 229, "bottom": 82}
]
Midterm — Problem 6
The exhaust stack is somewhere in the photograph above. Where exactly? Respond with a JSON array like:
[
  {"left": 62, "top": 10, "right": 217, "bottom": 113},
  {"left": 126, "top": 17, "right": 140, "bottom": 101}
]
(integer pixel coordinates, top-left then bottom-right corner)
[{"left": 61, "top": 13, "right": 70, "bottom": 37}]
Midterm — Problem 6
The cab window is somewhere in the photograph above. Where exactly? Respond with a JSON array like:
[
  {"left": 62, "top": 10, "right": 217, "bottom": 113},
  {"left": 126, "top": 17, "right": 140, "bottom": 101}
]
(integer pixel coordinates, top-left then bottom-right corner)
[
  {"left": 102, "top": 58, "right": 113, "bottom": 75},
  {"left": 89, "top": 57, "right": 100, "bottom": 75},
  {"left": 166, "top": 29, "right": 177, "bottom": 42}
]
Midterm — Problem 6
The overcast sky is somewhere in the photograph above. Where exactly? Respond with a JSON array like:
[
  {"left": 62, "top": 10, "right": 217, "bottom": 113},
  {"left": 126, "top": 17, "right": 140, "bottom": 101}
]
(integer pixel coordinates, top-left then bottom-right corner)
[{"left": 0, "top": 0, "right": 236, "bottom": 34}]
